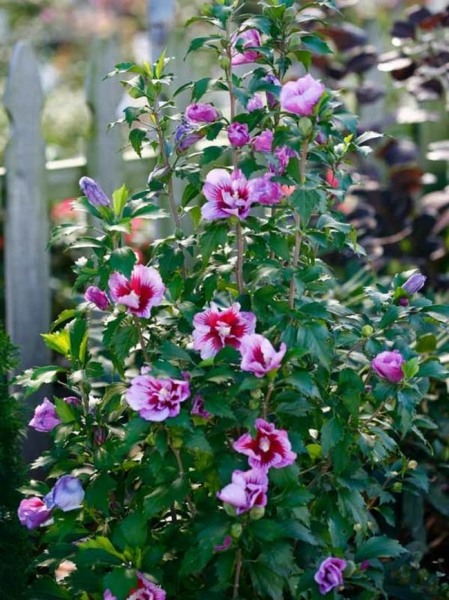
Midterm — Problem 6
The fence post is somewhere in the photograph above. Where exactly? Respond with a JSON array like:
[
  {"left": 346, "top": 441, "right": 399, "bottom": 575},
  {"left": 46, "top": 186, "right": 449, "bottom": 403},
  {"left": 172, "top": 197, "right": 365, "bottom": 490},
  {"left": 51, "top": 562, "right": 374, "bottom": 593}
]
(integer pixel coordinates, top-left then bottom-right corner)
[
  {"left": 4, "top": 42, "right": 51, "bottom": 463},
  {"left": 85, "top": 37, "right": 124, "bottom": 197},
  {"left": 4, "top": 42, "right": 51, "bottom": 371}
]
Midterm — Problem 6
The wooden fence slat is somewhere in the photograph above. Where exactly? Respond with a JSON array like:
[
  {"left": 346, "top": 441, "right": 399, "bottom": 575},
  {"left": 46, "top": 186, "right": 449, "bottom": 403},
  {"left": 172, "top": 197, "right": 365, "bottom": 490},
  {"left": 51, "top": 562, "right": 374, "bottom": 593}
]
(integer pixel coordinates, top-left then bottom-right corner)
[
  {"left": 4, "top": 42, "right": 50, "bottom": 372},
  {"left": 85, "top": 37, "right": 125, "bottom": 198}
]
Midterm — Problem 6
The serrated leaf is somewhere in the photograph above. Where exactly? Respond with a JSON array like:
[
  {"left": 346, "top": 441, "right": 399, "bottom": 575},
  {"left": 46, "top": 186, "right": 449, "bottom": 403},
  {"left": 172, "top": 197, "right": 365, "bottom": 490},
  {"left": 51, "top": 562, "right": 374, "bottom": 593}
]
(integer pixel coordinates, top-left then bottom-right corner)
[
  {"left": 108, "top": 247, "right": 137, "bottom": 277},
  {"left": 321, "top": 417, "right": 344, "bottom": 455},
  {"left": 42, "top": 330, "right": 71, "bottom": 357},
  {"left": 290, "top": 187, "right": 323, "bottom": 227},
  {"left": 355, "top": 536, "right": 406, "bottom": 561}
]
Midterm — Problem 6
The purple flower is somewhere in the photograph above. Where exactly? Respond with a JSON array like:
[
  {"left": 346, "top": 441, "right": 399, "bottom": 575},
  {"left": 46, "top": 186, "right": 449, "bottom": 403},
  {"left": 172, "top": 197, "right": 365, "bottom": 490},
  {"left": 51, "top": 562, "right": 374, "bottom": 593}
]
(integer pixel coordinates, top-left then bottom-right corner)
[
  {"left": 252, "top": 130, "right": 273, "bottom": 153},
  {"left": 280, "top": 74, "right": 325, "bottom": 116},
  {"left": 247, "top": 94, "right": 264, "bottom": 112},
  {"left": 231, "top": 29, "right": 262, "bottom": 66},
  {"left": 202, "top": 168, "right": 255, "bottom": 221},
  {"left": 104, "top": 572, "right": 166, "bottom": 600},
  {"left": 79, "top": 176, "right": 111, "bottom": 207},
  {"left": 45, "top": 476, "right": 84, "bottom": 512},
  {"left": 371, "top": 350, "right": 405, "bottom": 383},
  {"left": 185, "top": 103, "right": 219, "bottom": 123},
  {"left": 233, "top": 418, "right": 297, "bottom": 471},
  {"left": 314, "top": 557, "right": 347, "bottom": 595},
  {"left": 193, "top": 302, "right": 256, "bottom": 359},
  {"left": 271, "top": 145, "right": 297, "bottom": 175},
  {"left": 85, "top": 286, "right": 109, "bottom": 311},
  {"left": 126, "top": 374, "right": 190, "bottom": 421},
  {"left": 174, "top": 118, "right": 204, "bottom": 152},
  {"left": 217, "top": 468, "right": 268, "bottom": 515},
  {"left": 191, "top": 395, "right": 211, "bottom": 419},
  {"left": 17, "top": 497, "right": 52, "bottom": 530},
  {"left": 239, "top": 334, "right": 286, "bottom": 377},
  {"left": 28, "top": 398, "right": 60, "bottom": 432},
  {"left": 109, "top": 264, "right": 165, "bottom": 318},
  {"left": 227, "top": 122, "right": 250, "bottom": 147},
  {"left": 64, "top": 396, "right": 81, "bottom": 405},
  {"left": 249, "top": 174, "right": 283, "bottom": 206},
  {"left": 403, "top": 272, "right": 426, "bottom": 294}
]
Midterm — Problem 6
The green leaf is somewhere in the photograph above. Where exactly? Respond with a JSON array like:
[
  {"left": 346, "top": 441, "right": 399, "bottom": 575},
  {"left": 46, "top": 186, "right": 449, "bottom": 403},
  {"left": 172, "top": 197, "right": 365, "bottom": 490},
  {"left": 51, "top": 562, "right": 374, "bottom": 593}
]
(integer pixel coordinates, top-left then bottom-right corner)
[
  {"left": 418, "top": 360, "right": 448, "bottom": 380},
  {"left": 290, "top": 187, "right": 323, "bottom": 227},
  {"left": 108, "top": 247, "right": 137, "bottom": 277},
  {"left": 338, "top": 369, "right": 363, "bottom": 419},
  {"left": 159, "top": 340, "right": 192, "bottom": 363},
  {"left": 200, "top": 221, "right": 229, "bottom": 262},
  {"left": 379, "top": 306, "right": 399, "bottom": 329},
  {"left": 415, "top": 333, "right": 437, "bottom": 353},
  {"left": 285, "top": 371, "right": 320, "bottom": 398},
  {"left": 78, "top": 536, "right": 125, "bottom": 560},
  {"left": 117, "top": 512, "right": 148, "bottom": 548},
  {"left": 15, "top": 365, "right": 64, "bottom": 397},
  {"left": 41, "top": 329, "right": 71, "bottom": 357},
  {"left": 321, "top": 417, "right": 344, "bottom": 455},
  {"left": 112, "top": 185, "right": 129, "bottom": 216},
  {"left": 249, "top": 562, "right": 285, "bottom": 599},
  {"left": 54, "top": 397, "right": 77, "bottom": 425},
  {"left": 84, "top": 473, "right": 117, "bottom": 514},
  {"left": 103, "top": 569, "right": 137, "bottom": 600},
  {"left": 297, "top": 323, "right": 332, "bottom": 367},
  {"left": 301, "top": 34, "right": 333, "bottom": 54},
  {"left": 402, "top": 357, "right": 420, "bottom": 379},
  {"left": 355, "top": 536, "right": 407, "bottom": 561}
]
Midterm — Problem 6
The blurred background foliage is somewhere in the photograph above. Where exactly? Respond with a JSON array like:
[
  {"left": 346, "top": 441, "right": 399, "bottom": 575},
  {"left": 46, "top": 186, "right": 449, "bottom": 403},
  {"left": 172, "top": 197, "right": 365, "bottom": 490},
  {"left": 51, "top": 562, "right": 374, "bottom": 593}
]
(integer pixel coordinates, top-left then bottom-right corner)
[{"left": 2, "top": 1, "right": 449, "bottom": 598}]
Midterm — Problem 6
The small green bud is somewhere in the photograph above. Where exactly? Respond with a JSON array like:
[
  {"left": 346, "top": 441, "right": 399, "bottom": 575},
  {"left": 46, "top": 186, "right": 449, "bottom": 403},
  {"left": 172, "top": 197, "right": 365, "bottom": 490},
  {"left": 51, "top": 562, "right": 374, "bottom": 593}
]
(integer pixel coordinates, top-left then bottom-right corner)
[
  {"left": 353, "top": 523, "right": 362, "bottom": 532},
  {"left": 344, "top": 560, "right": 356, "bottom": 577},
  {"left": 218, "top": 55, "right": 231, "bottom": 70},
  {"left": 249, "top": 398, "right": 260, "bottom": 411},
  {"left": 175, "top": 228, "right": 184, "bottom": 240},
  {"left": 392, "top": 482, "right": 403, "bottom": 493},
  {"left": 408, "top": 460, "right": 418, "bottom": 470},
  {"left": 230, "top": 523, "right": 243, "bottom": 539},
  {"left": 171, "top": 437, "right": 183, "bottom": 449},
  {"left": 362, "top": 325, "right": 374, "bottom": 337},
  {"left": 223, "top": 503, "right": 237, "bottom": 517},
  {"left": 249, "top": 506, "right": 265, "bottom": 520},
  {"left": 298, "top": 117, "right": 313, "bottom": 137}
]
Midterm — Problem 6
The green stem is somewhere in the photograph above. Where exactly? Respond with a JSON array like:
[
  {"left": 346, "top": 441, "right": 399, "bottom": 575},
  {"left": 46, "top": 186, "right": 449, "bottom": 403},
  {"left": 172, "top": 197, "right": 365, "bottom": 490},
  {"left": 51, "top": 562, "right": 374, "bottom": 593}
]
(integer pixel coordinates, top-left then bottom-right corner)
[
  {"left": 235, "top": 220, "right": 244, "bottom": 295},
  {"left": 133, "top": 316, "right": 151, "bottom": 364},
  {"left": 233, "top": 548, "right": 243, "bottom": 600},
  {"left": 262, "top": 382, "right": 274, "bottom": 420}
]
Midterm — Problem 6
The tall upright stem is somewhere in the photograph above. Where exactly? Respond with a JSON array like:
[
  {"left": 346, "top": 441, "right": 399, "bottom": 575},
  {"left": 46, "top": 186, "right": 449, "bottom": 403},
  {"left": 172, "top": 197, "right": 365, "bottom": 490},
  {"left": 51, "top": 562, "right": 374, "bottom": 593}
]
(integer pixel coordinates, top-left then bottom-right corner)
[
  {"left": 288, "top": 141, "right": 308, "bottom": 309},
  {"left": 134, "top": 316, "right": 151, "bottom": 364},
  {"left": 235, "top": 220, "right": 244, "bottom": 295},
  {"left": 233, "top": 548, "right": 243, "bottom": 600}
]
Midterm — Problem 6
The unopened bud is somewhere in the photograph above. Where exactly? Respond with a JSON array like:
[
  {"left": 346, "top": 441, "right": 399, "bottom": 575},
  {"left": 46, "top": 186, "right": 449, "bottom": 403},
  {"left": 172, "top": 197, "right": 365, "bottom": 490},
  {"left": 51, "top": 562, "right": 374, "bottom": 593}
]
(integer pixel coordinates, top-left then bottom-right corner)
[
  {"left": 249, "top": 506, "right": 265, "bottom": 520},
  {"left": 408, "top": 460, "right": 418, "bottom": 470},
  {"left": 344, "top": 560, "right": 356, "bottom": 577},
  {"left": 230, "top": 524, "right": 243, "bottom": 539},
  {"left": 392, "top": 482, "right": 402, "bottom": 493},
  {"left": 362, "top": 325, "right": 374, "bottom": 337}
]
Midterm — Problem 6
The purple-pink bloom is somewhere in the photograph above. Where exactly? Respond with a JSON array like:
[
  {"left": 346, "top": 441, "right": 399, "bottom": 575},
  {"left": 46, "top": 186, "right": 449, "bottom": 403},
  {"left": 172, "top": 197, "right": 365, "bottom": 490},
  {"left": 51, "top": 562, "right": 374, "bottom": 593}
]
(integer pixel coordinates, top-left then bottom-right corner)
[
  {"left": 85, "top": 286, "right": 109, "bottom": 311},
  {"left": 109, "top": 264, "right": 165, "bottom": 318},
  {"left": 191, "top": 395, "right": 211, "bottom": 420},
  {"left": 202, "top": 168, "right": 255, "bottom": 221},
  {"left": 18, "top": 497, "right": 53, "bottom": 530},
  {"left": 185, "top": 103, "right": 219, "bottom": 123},
  {"left": 403, "top": 272, "right": 426, "bottom": 294},
  {"left": 247, "top": 94, "right": 264, "bottom": 112},
  {"left": 174, "top": 118, "right": 204, "bottom": 152},
  {"left": 28, "top": 397, "right": 60, "bottom": 433},
  {"left": 217, "top": 468, "right": 268, "bottom": 515},
  {"left": 263, "top": 73, "right": 281, "bottom": 108},
  {"left": 280, "top": 74, "right": 325, "bottom": 116},
  {"left": 249, "top": 174, "right": 283, "bottom": 206},
  {"left": 79, "top": 176, "right": 111, "bottom": 207},
  {"left": 314, "top": 557, "right": 347, "bottom": 595},
  {"left": 233, "top": 418, "right": 297, "bottom": 471},
  {"left": 271, "top": 145, "right": 298, "bottom": 175},
  {"left": 45, "top": 476, "right": 84, "bottom": 512},
  {"left": 227, "top": 122, "right": 250, "bottom": 147},
  {"left": 371, "top": 350, "right": 405, "bottom": 383},
  {"left": 64, "top": 396, "right": 81, "bottom": 405},
  {"left": 231, "top": 29, "right": 262, "bottom": 66},
  {"left": 126, "top": 374, "right": 190, "bottom": 421},
  {"left": 193, "top": 302, "right": 256, "bottom": 359},
  {"left": 104, "top": 572, "right": 166, "bottom": 600},
  {"left": 239, "top": 334, "right": 286, "bottom": 377},
  {"left": 252, "top": 129, "right": 273, "bottom": 153}
]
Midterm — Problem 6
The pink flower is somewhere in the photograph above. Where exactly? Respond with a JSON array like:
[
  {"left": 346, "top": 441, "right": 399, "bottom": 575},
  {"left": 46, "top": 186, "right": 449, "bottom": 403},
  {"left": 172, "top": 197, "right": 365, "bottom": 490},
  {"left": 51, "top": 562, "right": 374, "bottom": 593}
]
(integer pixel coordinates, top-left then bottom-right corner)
[
  {"left": 201, "top": 168, "right": 255, "bottom": 221},
  {"left": 185, "top": 103, "right": 219, "bottom": 123},
  {"left": 193, "top": 303, "right": 256, "bottom": 359},
  {"left": 280, "top": 74, "right": 325, "bottom": 116},
  {"left": 247, "top": 94, "right": 264, "bottom": 112},
  {"left": 249, "top": 174, "right": 283, "bottom": 206},
  {"left": 214, "top": 535, "right": 232, "bottom": 552},
  {"left": 191, "top": 395, "right": 211, "bottom": 419},
  {"left": 231, "top": 29, "right": 262, "bottom": 66},
  {"left": 17, "top": 497, "right": 52, "bottom": 530},
  {"left": 85, "top": 286, "right": 109, "bottom": 310},
  {"left": 252, "top": 129, "right": 273, "bottom": 153},
  {"left": 325, "top": 170, "right": 339, "bottom": 189},
  {"left": 227, "top": 122, "right": 250, "bottom": 147},
  {"left": 108, "top": 264, "right": 165, "bottom": 318},
  {"left": 402, "top": 272, "right": 426, "bottom": 294},
  {"left": 239, "top": 334, "right": 286, "bottom": 377},
  {"left": 104, "top": 572, "right": 166, "bottom": 600},
  {"left": 314, "top": 557, "right": 346, "bottom": 595},
  {"left": 233, "top": 418, "right": 297, "bottom": 471},
  {"left": 271, "top": 145, "right": 297, "bottom": 175},
  {"left": 45, "top": 476, "right": 84, "bottom": 512},
  {"left": 174, "top": 118, "right": 204, "bottom": 152},
  {"left": 217, "top": 468, "right": 268, "bottom": 515},
  {"left": 371, "top": 350, "right": 405, "bottom": 383},
  {"left": 28, "top": 398, "right": 60, "bottom": 432},
  {"left": 126, "top": 374, "right": 190, "bottom": 421}
]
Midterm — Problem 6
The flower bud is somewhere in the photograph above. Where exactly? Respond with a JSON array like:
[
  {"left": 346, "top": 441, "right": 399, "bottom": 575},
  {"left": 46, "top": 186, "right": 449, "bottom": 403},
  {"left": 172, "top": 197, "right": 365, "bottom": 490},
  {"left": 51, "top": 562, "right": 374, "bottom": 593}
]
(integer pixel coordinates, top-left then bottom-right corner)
[
  {"left": 298, "top": 117, "right": 313, "bottom": 137},
  {"left": 408, "top": 460, "right": 418, "bottom": 470},
  {"left": 230, "top": 523, "right": 243, "bottom": 539},
  {"left": 344, "top": 560, "right": 356, "bottom": 577},
  {"left": 249, "top": 506, "right": 265, "bottom": 520},
  {"left": 362, "top": 325, "right": 374, "bottom": 337},
  {"left": 392, "top": 482, "right": 402, "bottom": 493},
  {"left": 79, "top": 177, "right": 111, "bottom": 207},
  {"left": 85, "top": 286, "right": 109, "bottom": 311}
]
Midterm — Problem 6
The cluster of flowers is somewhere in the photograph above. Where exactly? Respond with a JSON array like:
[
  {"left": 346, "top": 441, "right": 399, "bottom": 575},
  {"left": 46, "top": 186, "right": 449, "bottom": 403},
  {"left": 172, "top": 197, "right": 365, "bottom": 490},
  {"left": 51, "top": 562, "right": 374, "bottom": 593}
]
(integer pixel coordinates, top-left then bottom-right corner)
[{"left": 18, "top": 475, "right": 84, "bottom": 530}]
